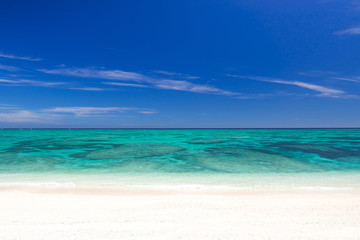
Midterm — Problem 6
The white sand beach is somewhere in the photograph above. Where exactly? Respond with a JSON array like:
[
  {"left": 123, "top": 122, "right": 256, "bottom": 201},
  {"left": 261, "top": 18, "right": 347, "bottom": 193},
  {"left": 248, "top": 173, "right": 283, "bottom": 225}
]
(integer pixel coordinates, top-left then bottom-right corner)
[{"left": 1, "top": 186, "right": 359, "bottom": 240}]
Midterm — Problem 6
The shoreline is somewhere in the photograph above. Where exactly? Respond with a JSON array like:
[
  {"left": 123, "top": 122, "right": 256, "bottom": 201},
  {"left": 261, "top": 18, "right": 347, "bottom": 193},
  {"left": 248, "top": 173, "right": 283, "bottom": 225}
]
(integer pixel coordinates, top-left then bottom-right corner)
[
  {"left": 1, "top": 183, "right": 358, "bottom": 196},
  {"left": 1, "top": 171, "right": 360, "bottom": 189}
]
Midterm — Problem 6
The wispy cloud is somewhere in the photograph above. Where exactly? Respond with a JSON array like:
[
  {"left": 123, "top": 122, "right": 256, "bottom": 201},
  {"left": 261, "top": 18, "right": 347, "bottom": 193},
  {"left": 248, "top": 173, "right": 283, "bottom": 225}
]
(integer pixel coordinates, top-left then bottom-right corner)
[
  {"left": 0, "top": 104, "right": 21, "bottom": 110},
  {"left": 0, "top": 76, "right": 107, "bottom": 91},
  {"left": 41, "top": 67, "right": 236, "bottom": 96},
  {"left": 228, "top": 75, "right": 345, "bottom": 97},
  {"left": 334, "top": 26, "right": 360, "bottom": 35},
  {"left": 298, "top": 70, "right": 338, "bottom": 77},
  {"left": 42, "top": 106, "right": 158, "bottom": 117},
  {"left": 0, "top": 64, "right": 22, "bottom": 72},
  {"left": 138, "top": 110, "right": 158, "bottom": 114},
  {"left": 104, "top": 79, "right": 237, "bottom": 95},
  {"left": 153, "top": 70, "right": 200, "bottom": 79},
  {"left": 103, "top": 82, "right": 150, "bottom": 88},
  {"left": 0, "top": 110, "right": 43, "bottom": 122},
  {"left": 153, "top": 80, "right": 237, "bottom": 95},
  {"left": 0, "top": 78, "right": 65, "bottom": 87},
  {"left": 69, "top": 87, "right": 107, "bottom": 91},
  {"left": 0, "top": 106, "right": 157, "bottom": 123},
  {"left": 0, "top": 52, "right": 42, "bottom": 61},
  {"left": 39, "top": 67, "right": 146, "bottom": 81},
  {"left": 331, "top": 77, "right": 360, "bottom": 83},
  {"left": 42, "top": 107, "right": 137, "bottom": 117},
  {"left": 153, "top": 70, "right": 178, "bottom": 76}
]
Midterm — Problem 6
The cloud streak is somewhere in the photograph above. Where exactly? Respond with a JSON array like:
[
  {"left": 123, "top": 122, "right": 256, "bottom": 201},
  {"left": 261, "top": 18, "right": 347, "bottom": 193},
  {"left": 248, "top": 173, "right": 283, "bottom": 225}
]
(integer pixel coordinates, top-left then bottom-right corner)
[
  {"left": 69, "top": 87, "right": 107, "bottom": 91},
  {"left": 0, "top": 64, "right": 22, "bottom": 71},
  {"left": 153, "top": 70, "right": 200, "bottom": 79},
  {"left": 331, "top": 77, "right": 360, "bottom": 83},
  {"left": 0, "top": 105, "right": 43, "bottom": 123},
  {"left": 0, "top": 78, "right": 66, "bottom": 87},
  {"left": 43, "top": 107, "right": 137, "bottom": 117},
  {"left": 41, "top": 67, "right": 237, "bottom": 96},
  {"left": 104, "top": 80, "right": 237, "bottom": 95},
  {"left": 298, "top": 70, "right": 338, "bottom": 77},
  {"left": 39, "top": 67, "right": 146, "bottom": 81},
  {"left": 153, "top": 80, "right": 237, "bottom": 95},
  {"left": 0, "top": 52, "right": 42, "bottom": 61},
  {"left": 0, "top": 110, "right": 43, "bottom": 123},
  {"left": 103, "top": 82, "right": 149, "bottom": 88},
  {"left": 228, "top": 75, "right": 345, "bottom": 97},
  {"left": 0, "top": 106, "right": 157, "bottom": 123},
  {"left": 334, "top": 26, "right": 360, "bottom": 35}
]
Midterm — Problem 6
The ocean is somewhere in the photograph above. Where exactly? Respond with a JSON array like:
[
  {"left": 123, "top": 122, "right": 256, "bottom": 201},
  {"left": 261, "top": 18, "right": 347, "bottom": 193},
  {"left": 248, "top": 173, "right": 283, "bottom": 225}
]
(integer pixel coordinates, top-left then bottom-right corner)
[{"left": 1, "top": 129, "right": 360, "bottom": 188}]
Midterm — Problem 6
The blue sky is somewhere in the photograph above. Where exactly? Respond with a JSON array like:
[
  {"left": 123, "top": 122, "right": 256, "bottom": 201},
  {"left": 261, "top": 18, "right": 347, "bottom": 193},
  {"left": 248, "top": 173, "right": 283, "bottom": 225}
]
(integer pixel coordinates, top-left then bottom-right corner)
[{"left": 1, "top": 0, "right": 360, "bottom": 128}]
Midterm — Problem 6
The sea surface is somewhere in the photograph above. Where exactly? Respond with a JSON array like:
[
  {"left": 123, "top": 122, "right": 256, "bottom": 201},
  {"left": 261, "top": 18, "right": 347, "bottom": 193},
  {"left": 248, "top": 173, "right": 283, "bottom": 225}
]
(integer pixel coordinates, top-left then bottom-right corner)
[{"left": 1, "top": 129, "right": 360, "bottom": 188}]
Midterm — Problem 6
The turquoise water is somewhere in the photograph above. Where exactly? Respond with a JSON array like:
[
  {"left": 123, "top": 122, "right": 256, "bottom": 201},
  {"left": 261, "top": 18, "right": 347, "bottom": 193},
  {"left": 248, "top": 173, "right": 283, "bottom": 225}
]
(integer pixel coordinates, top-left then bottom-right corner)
[{"left": 1, "top": 129, "right": 360, "bottom": 186}]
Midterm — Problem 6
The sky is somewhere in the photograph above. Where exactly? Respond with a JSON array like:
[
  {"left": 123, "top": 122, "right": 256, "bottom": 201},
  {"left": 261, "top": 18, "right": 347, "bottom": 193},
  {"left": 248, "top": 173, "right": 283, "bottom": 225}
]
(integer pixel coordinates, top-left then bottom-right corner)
[{"left": 1, "top": 0, "right": 360, "bottom": 128}]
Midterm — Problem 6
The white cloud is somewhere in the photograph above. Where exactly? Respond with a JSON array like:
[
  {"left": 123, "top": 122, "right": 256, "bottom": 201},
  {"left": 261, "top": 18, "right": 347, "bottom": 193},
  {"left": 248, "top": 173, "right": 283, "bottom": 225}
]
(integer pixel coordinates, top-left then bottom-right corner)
[
  {"left": 153, "top": 70, "right": 178, "bottom": 76},
  {"left": 138, "top": 111, "right": 158, "bottom": 114},
  {"left": 0, "top": 78, "right": 65, "bottom": 87},
  {"left": 0, "top": 106, "right": 158, "bottom": 123},
  {"left": 105, "top": 79, "right": 237, "bottom": 95},
  {"left": 0, "top": 104, "right": 19, "bottom": 107},
  {"left": 69, "top": 87, "right": 107, "bottom": 91},
  {"left": 103, "top": 82, "right": 149, "bottom": 88},
  {"left": 298, "top": 70, "right": 338, "bottom": 77},
  {"left": 284, "top": 81, "right": 343, "bottom": 94},
  {"left": 42, "top": 106, "right": 157, "bottom": 117},
  {"left": 43, "top": 107, "right": 135, "bottom": 117},
  {"left": 183, "top": 76, "right": 200, "bottom": 80},
  {"left": 0, "top": 64, "right": 22, "bottom": 71},
  {"left": 334, "top": 26, "right": 360, "bottom": 35},
  {"left": 0, "top": 52, "right": 42, "bottom": 61},
  {"left": 41, "top": 67, "right": 236, "bottom": 96},
  {"left": 154, "top": 80, "right": 237, "bottom": 95},
  {"left": 331, "top": 77, "right": 360, "bottom": 83},
  {"left": 0, "top": 110, "right": 42, "bottom": 122},
  {"left": 153, "top": 70, "right": 200, "bottom": 79},
  {"left": 0, "top": 104, "right": 21, "bottom": 110},
  {"left": 0, "top": 79, "right": 17, "bottom": 83},
  {"left": 228, "top": 75, "right": 344, "bottom": 97},
  {"left": 39, "top": 67, "right": 146, "bottom": 81}
]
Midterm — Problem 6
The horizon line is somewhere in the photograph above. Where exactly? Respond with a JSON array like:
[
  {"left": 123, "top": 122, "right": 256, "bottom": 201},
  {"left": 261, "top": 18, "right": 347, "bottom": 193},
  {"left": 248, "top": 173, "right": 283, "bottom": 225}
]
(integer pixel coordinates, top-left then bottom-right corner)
[{"left": 1, "top": 127, "right": 360, "bottom": 130}]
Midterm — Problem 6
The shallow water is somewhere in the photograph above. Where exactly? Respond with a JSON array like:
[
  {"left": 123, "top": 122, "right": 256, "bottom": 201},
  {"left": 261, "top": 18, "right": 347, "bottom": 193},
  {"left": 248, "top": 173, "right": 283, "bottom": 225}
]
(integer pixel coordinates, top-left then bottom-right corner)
[{"left": 1, "top": 129, "right": 360, "bottom": 187}]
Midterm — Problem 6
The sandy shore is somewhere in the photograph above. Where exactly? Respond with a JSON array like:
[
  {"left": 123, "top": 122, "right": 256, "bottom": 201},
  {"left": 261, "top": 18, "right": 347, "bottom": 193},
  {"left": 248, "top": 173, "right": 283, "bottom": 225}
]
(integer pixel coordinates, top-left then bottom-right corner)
[{"left": 0, "top": 186, "right": 360, "bottom": 240}]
